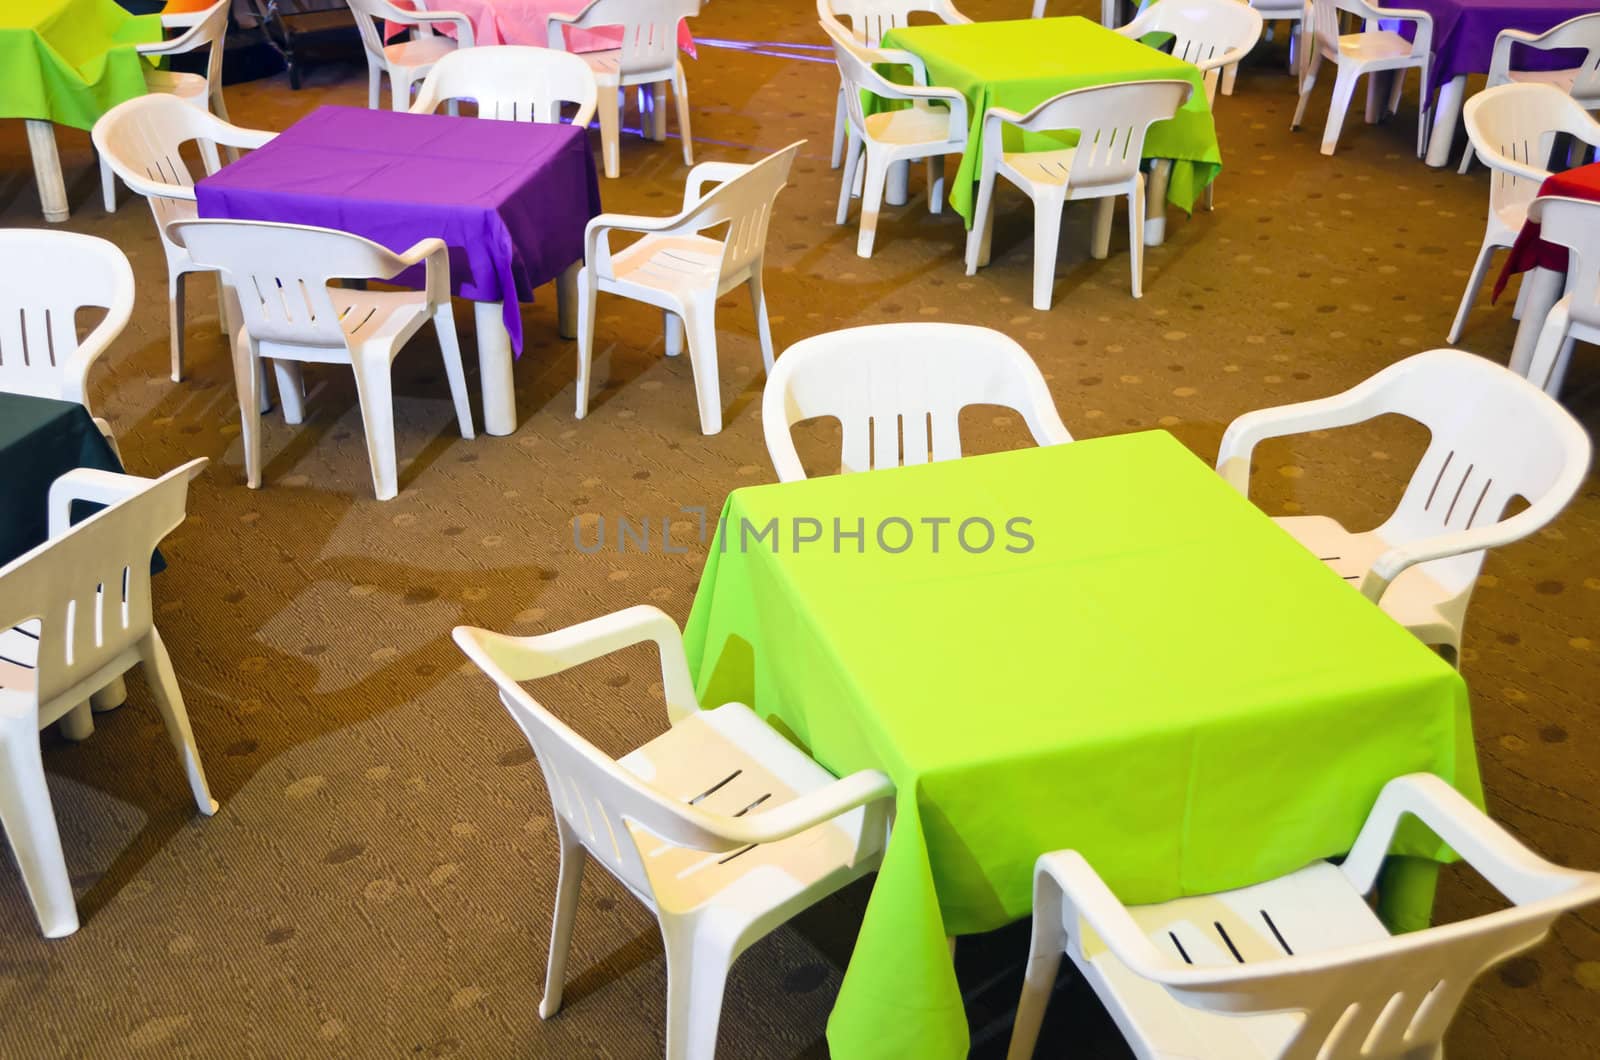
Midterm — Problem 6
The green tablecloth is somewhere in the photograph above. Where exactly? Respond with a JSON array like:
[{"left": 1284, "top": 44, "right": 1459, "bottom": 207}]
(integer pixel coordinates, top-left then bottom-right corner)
[
  {"left": 881, "top": 16, "right": 1223, "bottom": 225},
  {"left": 0, "top": 0, "right": 161, "bottom": 130},
  {"left": 684, "top": 431, "right": 1477, "bottom": 1060}
]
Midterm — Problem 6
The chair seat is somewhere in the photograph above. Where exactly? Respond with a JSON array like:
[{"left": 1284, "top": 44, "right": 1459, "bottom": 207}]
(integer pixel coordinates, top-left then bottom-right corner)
[
  {"left": 1506, "top": 67, "right": 1579, "bottom": 94},
  {"left": 1275, "top": 514, "right": 1461, "bottom": 639},
  {"left": 577, "top": 48, "right": 675, "bottom": 87},
  {"left": 864, "top": 105, "right": 955, "bottom": 147},
  {"left": 1001, "top": 147, "right": 1076, "bottom": 188},
  {"left": 142, "top": 69, "right": 209, "bottom": 103},
  {"left": 618, "top": 702, "right": 870, "bottom": 916},
  {"left": 384, "top": 35, "right": 456, "bottom": 70},
  {"left": 1337, "top": 30, "right": 1419, "bottom": 64},
  {"left": 1082, "top": 861, "right": 1392, "bottom": 1059},
  {"left": 601, "top": 233, "right": 727, "bottom": 300}
]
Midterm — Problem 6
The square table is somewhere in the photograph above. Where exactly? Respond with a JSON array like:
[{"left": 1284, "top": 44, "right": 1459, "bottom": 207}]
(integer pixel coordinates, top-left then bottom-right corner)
[
  {"left": 684, "top": 431, "right": 1476, "bottom": 1060},
  {"left": 879, "top": 16, "right": 1222, "bottom": 246},
  {"left": 195, "top": 105, "right": 602, "bottom": 436},
  {"left": 1492, "top": 162, "right": 1600, "bottom": 378},
  {"left": 1, "top": 0, "right": 162, "bottom": 222},
  {"left": 1402, "top": 0, "right": 1597, "bottom": 167}
]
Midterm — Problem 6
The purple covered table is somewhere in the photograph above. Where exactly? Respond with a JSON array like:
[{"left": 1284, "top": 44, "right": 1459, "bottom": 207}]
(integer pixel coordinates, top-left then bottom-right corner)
[
  {"left": 196, "top": 105, "right": 602, "bottom": 435},
  {"left": 1401, "top": 0, "right": 1595, "bottom": 167}
]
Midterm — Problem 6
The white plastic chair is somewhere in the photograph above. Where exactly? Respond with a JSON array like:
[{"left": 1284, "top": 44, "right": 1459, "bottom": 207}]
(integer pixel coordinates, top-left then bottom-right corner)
[
  {"left": 825, "top": 20, "right": 968, "bottom": 258},
  {"left": 99, "top": 0, "right": 233, "bottom": 214},
  {"left": 348, "top": 0, "right": 476, "bottom": 110},
  {"left": 170, "top": 219, "right": 475, "bottom": 501},
  {"left": 93, "top": 94, "right": 276, "bottom": 385},
  {"left": 0, "top": 459, "right": 217, "bottom": 938},
  {"left": 0, "top": 230, "right": 133, "bottom": 432},
  {"left": 1007, "top": 773, "right": 1600, "bottom": 1060},
  {"left": 965, "top": 80, "right": 1191, "bottom": 308},
  {"left": 452, "top": 606, "right": 894, "bottom": 1060},
  {"left": 1215, "top": 348, "right": 1591, "bottom": 664},
  {"left": 575, "top": 141, "right": 801, "bottom": 436},
  {"left": 546, "top": 0, "right": 700, "bottom": 180},
  {"left": 1222, "top": 0, "right": 1307, "bottom": 95},
  {"left": 1291, "top": 0, "right": 1432, "bottom": 157},
  {"left": 410, "top": 44, "right": 599, "bottom": 125},
  {"left": 1449, "top": 84, "right": 1600, "bottom": 343},
  {"left": 1460, "top": 15, "right": 1600, "bottom": 173},
  {"left": 1523, "top": 195, "right": 1600, "bottom": 400},
  {"left": 817, "top": 0, "right": 971, "bottom": 168},
  {"left": 1117, "top": 0, "right": 1265, "bottom": 106},
  {"left": 762, "top": 323, "right": 1073, "bottom": 481}
]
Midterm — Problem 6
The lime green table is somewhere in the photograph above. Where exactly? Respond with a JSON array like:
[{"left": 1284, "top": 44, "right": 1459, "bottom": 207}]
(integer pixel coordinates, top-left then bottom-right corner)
[
  {"left": 684, "top": 431, "right": 1477, "bottom": 1060},
  {"left": 880, "top": 16, "right": 1223, "bottom": 243},
  {"left": 1, "top": 0, "right": 161, "bottom": 220}
]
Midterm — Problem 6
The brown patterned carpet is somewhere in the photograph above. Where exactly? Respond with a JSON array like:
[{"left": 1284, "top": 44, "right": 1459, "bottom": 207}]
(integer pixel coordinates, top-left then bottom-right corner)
[{"left": 0, "top": 1, "right": 1597, "bottom": 1056}]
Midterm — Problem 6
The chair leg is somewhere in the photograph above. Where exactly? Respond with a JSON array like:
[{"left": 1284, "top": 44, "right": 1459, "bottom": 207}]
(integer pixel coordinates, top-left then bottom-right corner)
[
  {"left": 1457, "top": 145, "right": 1476, "bottom": 174},
  {"left": 1031, "top": 194, "right": 1065, "bottom": 311},
  {"left": 231, "top": 339, "right": 263, "bottom": 489},
  {"left": 1525, "top": 301, "right": 1572, "bottom": 394},
  {"left": 427, "top": 305, "right": 474, "bottom": 439},
  {"left": 169, "top": 271, "right": 187, "bottom": 383},
  {"left": 1447, "top": 241, "right": 1497, "bottom": 344},
  {"left": 138, "top": 628, "right": 218, "bottom": 816},
  {"left": 367, "top": 63, "right": 382, "bottom": 110},
  {"left": 391, "top": 69, "right": 416, "bottom": 111},
  {"left": 966, "top": 171, "right": 996, "bottom": 274},
  {"left": 672, "top": 60, "right": 693, "bottom": 166},
  {"left": 664, "top": 310, "right": 684, "bottom": 357},
  {"left": 837, "top": 136, "right": 863, "bottom": 226},
  {"left": 749, "top": 271, "right": 775, "bottom": 372},
  {"left": 856, "top": 149, "right": 889, "bottom": 258},
  {"left": 1321, "top": 66, "right": 1361, "bottom": 156},
  {"left": 349, "top": 354, "right": 400, "bottom": 500},
  {"left": 1222, "top": 61, "right": 1239, "bottom": 96},
  {"left": 680, "top": 302, "right": 723, "bottom": 435},
  {"left": 574, "top": 270, "right": 598, "bottom": 419},
  {"left": 539, "top": 817, "right": 586, "bottom": 1019},
  {"left": 926, "top": 155, "right": 945, "bottom": 216},
  {"left": 661, "top": 915, "right": 734, "bottom": 1060},
  {"left": 1291, "top": 51, "right": 1321, "bottom": 131},
  {"left": 273, "top": 362, "right": 306, "bottom": 425},
  {"left": 1386, "top": 66, "right": 1406, "bottom": 116},
  {"left": 1005, "top": 883, "right": 1067, "bottom": 1060},
  {"left": 1090, "top": 198, "right": 1114, "bottom": 260},
  {"left": 597, "top": 80, "right": 621, "bottom": 179},
  {"left": 831, "top": 86, "right": 847, "bottom": 169},
  {"left": 1128, "top": 179, "right": 1147, "bottom": 298},
  {"left": 100, "top": 154, "right": 116, "bottom": 213},
  {"left": 58, "top": 703, "right": 93, "bottom": 741},
  {"left": 0, "top": 722, "right": 78, "bottom": 938}
]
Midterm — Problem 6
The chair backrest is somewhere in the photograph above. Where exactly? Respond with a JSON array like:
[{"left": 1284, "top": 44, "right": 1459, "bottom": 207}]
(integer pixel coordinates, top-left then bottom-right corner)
[
  {"left": 411, "top": 45, "right": 599, "bottom": 124},
  {"left": 1497, "top": 14, "right": 1600, "bottom": 99},
  {"left": 169, "top": 219, "right": 415, "bottom": 349},
  {"left": 155, "top": 0, "right": 230, "bottom": 91},
  {"left": 0, "top": 230, "right": 134, "bottom": 410},
  {"left": 1127, "top": 0, "right": 1263, "bottom": 73},
  {"left": 552, "top": 0, "right": 700, "bottom": 79},
  {"left": 0, "top": 460, "right": 206, "bottom": 710},
  {"left": 818, "top": 0, "right": 961, "bottom": 46},
  {"left": 1351, "top": 349, "right": 1591, "bottom": 593},
  {"left": 453, "top": 623, "right": 748, "bottom": 903},
  {"left": 93, "top": 94, "right": 226, "bottom": 233},
  {"left": 1307, "top": 0, "right": 1383, "bottom": 57},
  {"left": 1528, "top": 195, "right": 1600, "bottom": 333},
  {"left": 1464, "top": 83, "right": 1599, "bottom": 219},
  {"left": 824, "top": 20, "right": 934, "bottom": 134},
  {"left": 763, "top": 323, "right": 1073, "bottom": 480},
  {"left": 1005, "top": 80, "right": 1192, "bottom": 188},
  {"left": 677, "top": 142, "right": 801, "bottom": 285},
  {"left": 346, "top": 0, "right": 422, "bottom": 61}
]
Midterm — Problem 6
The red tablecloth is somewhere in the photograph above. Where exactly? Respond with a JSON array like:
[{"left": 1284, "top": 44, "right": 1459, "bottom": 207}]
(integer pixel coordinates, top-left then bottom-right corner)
[{"left": 1494, "top": 162, "right": 1600, "bottom": 301}]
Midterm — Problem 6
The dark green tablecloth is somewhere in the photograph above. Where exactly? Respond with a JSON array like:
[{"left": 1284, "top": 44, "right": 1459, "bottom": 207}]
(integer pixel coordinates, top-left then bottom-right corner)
[{"left": 0, "top": 392, "right": 161, "bottom": 570}]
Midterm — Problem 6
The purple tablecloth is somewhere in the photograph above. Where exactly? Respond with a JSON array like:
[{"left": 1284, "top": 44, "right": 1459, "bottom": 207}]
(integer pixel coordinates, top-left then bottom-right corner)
[
  {"left": 195, "top": 105, "right": 601, "bottom": 354},
  {"left": 1397, "top": 0, "right": 1593, "bottom": 103}
]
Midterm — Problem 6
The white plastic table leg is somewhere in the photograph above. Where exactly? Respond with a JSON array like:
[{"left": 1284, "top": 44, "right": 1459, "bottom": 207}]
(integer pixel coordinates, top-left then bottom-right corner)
[
  {"left": 1509, "top": 266, "right": 1566, "bottom": 376},
  {"left": 91, "top": 676, "right": 127, "bottom": 713},
  {"left": 1143, "top": 159, "right": 1171, "bottom": 247},
  {"left": 25, "top": 120, "right": 69, "bottom": 223},
  {"left": 887, "top": 160, "right": 910, "bottom": 207},
  {"left": 1425, "top": 74, "right": 1467, "bottom": 168},
  {"left": 557, "top": 261, "right": 579, "bottom": 340},
  {"left": 475, "top": 300, "right": 517, "bottom": 436}
]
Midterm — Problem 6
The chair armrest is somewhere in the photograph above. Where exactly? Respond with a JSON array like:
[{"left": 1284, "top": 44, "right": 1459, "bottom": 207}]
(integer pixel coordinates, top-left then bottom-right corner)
[
  {"left": 1489, "top": 27, "right": 1542, "bottom": 84},
  {"left": 711, "top": 769, "right": 895, "bottom": 848},
  {"left": 410, "top": 10, "right": 475, "bottom": 45},
  {"left": 584, "top": 209, "right": 692, "bottom": 277},
  {"left": 1469, "top": 142, "right": 1550, "bottom": 185},
  {"left": 47, "top": 469, "right": 149, "bottom": 539},
  {"left": 1035, "top": 851, "right": 1189, "bottom": 980},
  {"left": 452, "top": 604, "right": 700, "bottom": 724},
  {"left": 391, "top": 236, "right": 453, "bottom": 309},
  {"left": 875, "top": 46, "right": 932, "bottom": 89},
  {"left": 981, "top": 105, "right": 1026, "bottom": 158},
  {"left": 1340, "top": 774, "right": 1591, "bottom": 905},
  {"left": 901, "top": 81, "right": 968, "bottom": 130},
  {"left": 1358, "top": 496, "right": 1579, "bottom": 602},
  {"left": 937, "top": 0, "right": 974, "bottom": 25},
  {"left": 546, "top": 0, "right": 600, "bottom": 47},
  {"left": 685, "top": 160, "right": 751, "bottom": 203},
  {"left": 1214, "top": 383, "right": 1388, "bottom": 496}
]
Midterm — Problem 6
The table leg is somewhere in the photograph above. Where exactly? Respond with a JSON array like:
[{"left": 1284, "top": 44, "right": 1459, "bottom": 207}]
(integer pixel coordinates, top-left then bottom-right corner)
[
  {"left": 1376, "top": 856, "right": 1439, "bottom": 934},
  {"left": 1509, "top": 266, "right": 1564, "bottom": 377},
  {"left": 1425, "top": 75, "right": 1467, "bottom": 168},
  {"left": 557, "top": 262, "right": 580, "bottom": 340},
  {"left": 1364, "top": 70, "right": 1388, "bottom": 125},
  {"left": 887, "top": 160, "right": 910, "bottom": 207},
  {"left": 474, "top": 301, "right": 517, "bottom": 437},
  {"left": 91, "top": 676, "right": 128, "bottom": 713},
  {"left": 1143, "top": 160, "right": 1171, "bottom": 247},
  {"left": 24, "top": 120, "right": 69, "bottom": 224}
]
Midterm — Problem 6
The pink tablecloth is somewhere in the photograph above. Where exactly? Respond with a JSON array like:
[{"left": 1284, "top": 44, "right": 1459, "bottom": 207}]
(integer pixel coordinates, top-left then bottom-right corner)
[{"left": 389, "top": 0, "right": 695, "bottom": 56}]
